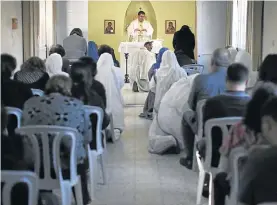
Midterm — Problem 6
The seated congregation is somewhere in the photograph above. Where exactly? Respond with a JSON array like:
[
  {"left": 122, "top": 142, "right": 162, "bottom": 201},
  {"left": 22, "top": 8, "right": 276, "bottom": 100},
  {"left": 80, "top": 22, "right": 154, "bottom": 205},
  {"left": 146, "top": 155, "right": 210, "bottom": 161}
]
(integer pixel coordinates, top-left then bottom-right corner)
[
  {"left": 2, "top": 25, "right": 277, "bottom": 205},
  {"left": 144, "top": 40, "right": 277, "bottom": 204},
  {"left": 1, "top": 40, "right": 125, "bottom": 205}
]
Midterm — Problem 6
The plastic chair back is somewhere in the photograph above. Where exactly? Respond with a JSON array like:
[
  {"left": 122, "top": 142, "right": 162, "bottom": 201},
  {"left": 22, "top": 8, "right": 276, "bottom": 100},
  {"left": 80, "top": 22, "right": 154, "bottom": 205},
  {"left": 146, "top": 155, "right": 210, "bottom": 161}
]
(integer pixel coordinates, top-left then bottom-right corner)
[
  {"left": 31, "top": 89, "right": 44, "bottom": 97},
  {"left": 1, "top": 171, "right": 39, "bottom": 205},
  {"left": 83, "top": 105, "right": 104, "bottom": 153},
  {"left": 183, "top": 64, "right": 204, "bottom": 75},
  {"left": 204, "top": 117, "right": 242, "bottom": 169},
  {"left": 15, "top": 126, "right": 78, "bottom": 190},
  {"left": 5, "top": 107, "right": 22, "bottom": 128}
]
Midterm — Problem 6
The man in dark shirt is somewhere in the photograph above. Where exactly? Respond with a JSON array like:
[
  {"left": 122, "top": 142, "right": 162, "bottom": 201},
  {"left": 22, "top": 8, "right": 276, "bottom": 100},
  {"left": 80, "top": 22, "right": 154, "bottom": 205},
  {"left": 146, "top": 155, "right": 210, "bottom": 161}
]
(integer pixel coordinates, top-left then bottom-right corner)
[{"left": 180, "top": 61, "right": 250, "bottom": 169}]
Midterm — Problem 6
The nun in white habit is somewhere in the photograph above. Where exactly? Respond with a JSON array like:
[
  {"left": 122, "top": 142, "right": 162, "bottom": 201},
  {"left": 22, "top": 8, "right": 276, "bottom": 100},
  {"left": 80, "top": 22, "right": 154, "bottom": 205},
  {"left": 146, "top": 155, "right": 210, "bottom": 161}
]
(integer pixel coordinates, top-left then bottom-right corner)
[
  {"left": 45, "top": 53, "right": 69, "bottom": 77},
  {"left": 96, "top": 53, "right": 125, "bottom": 139},
  {"left": 148, "top": 50, "right": 188, "bottom": 154}
]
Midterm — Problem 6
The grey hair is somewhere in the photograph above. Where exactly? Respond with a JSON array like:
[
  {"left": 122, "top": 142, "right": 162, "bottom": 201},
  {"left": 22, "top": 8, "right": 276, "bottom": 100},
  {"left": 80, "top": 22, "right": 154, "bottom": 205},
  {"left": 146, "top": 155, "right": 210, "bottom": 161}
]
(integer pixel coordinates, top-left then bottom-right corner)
[
  {"left": 45, "top": 75, "right": 72, "bottom": 96},
  {"left": 211, "top": 48, "right": 232, "bottom": 68}
]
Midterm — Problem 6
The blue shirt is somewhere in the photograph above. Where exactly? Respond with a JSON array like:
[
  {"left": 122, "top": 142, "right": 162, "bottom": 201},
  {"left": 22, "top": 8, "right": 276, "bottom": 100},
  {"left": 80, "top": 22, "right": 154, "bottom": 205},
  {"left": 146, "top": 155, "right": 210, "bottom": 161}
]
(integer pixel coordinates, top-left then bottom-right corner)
[{"left": 188, "top": 67, "right": 227, "bottom": 111}]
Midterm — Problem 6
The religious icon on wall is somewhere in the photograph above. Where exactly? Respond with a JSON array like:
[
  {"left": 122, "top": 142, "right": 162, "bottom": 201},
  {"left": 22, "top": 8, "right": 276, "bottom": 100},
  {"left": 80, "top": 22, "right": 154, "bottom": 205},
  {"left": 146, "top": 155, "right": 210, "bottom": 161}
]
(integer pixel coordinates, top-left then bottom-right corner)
[
  {"left": 165, "top": 20, "right": 176, "bottom": 34},
  {"left": 104, "top": 20, "right": 115, "bottom": 34}
]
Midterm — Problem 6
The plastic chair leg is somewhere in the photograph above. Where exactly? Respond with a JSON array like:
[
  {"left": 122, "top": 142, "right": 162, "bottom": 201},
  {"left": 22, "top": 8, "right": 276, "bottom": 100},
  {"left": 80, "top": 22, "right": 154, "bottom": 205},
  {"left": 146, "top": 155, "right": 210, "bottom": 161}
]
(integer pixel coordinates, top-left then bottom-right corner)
[
  {"left": 60, "top": 181, "right": 72, "bottom": 205},
  {"left": 99, "top": 154, "right": 106, "bottom": 185},
  {"left": 208, "top": 172, "right": 214, "bottom": 205},
  {"left": 192, "top": 140, "right": 198, "bottom": 172},
  {"left": 196, "top": 171, "right": 205, "bottom": 205},
  {"left": 74, "top": 176, "right": 84, "bottom": 205},
  {"left": 88, "top": 152, "right": 95, "bottom": 200}
]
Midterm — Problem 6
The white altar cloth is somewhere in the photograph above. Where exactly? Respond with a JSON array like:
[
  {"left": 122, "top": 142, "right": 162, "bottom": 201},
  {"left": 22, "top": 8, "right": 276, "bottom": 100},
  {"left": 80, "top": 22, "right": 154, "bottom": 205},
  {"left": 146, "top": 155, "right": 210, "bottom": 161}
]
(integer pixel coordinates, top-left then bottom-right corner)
[{"left": 118, "top": 40, "right": 163, "bottom": 75}]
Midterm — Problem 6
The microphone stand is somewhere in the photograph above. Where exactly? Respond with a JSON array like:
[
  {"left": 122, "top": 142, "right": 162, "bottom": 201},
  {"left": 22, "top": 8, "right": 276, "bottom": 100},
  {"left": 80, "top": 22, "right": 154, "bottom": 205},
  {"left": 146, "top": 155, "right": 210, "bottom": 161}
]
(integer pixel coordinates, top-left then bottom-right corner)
[{"left": 124, "top": 53, "right": 130, "bottom": 83}]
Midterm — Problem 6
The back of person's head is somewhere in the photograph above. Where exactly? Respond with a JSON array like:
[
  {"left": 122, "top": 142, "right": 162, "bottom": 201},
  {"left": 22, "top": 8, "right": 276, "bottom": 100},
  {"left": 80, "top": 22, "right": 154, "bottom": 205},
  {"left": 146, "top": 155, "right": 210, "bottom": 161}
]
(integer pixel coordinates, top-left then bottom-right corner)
[
  {"left": 1, "top": 53, "right": 17, "bottom": 80},
  {"left": 261, "top": 96, "right": 277, "bottom": 145},
  {"left": 45, "top": 75, "right": 72, "bottom": 96},
  {"left": 70, "top": 61, "right": 93, "bottom": 104},
  {"left": 244, "top": 82, "right": 277, "bottom": 133},
  {"left": 211, "top": 48, "right": 231, "bottom": 70},
  {"left": 98, "top": 45, "right": 112, "bottom": 56},
  {"left": 227, "top": 63, "right": 249, "bottom": 85},
  {"left": 70, "top": 28, "right": 83, "bottom": 37},
  {"left": 79, "top": 56, "right": 97, "bottom": 77},
  {"left": 21, "top": 56, "right": 46, "bottom": 72},
  {"left": 49, "top": 44, "right": 66, "bottom": 57},
  {"left": 258, "top": 54, "right": 277, "bottom": 84}
]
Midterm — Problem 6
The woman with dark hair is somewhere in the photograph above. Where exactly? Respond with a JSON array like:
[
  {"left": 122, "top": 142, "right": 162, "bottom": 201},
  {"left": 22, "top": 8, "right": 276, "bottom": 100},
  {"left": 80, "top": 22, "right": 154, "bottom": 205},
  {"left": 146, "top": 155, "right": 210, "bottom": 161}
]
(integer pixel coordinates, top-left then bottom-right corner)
[
  {"left": 70, "top": 61, "right": 110, "bottom": 149},
  {"left": 49, "top": 44, "right": 70, "bottom": 73},
  {"left": 213, "top": 82, "right": 277, "bottom": 205},
  {"left": 63, "top": 28, "right": 87, "bottom": 60},
  {"left": 22, "top": 75, "right": 92, "bottom": 205},
  {"left": 258, "top": 54, "right": 277, "bottom": 84},
  {"left": 1, "top": 54, "right": 33, "bottom": 109},
  {"left": 14, "top": 56, "right": 49, "bottom": 90},
  {"left": 79, "top": 56, "right": 107, "bottom": 107},
  {"left": 173, "top": 25, "right": 195, "bottom": 60}
]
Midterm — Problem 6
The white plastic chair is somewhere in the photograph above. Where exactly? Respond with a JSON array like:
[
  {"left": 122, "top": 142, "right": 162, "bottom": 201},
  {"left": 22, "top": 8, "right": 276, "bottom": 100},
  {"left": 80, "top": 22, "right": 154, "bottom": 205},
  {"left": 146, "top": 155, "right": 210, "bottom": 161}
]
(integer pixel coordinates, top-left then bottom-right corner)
[
  {"left": 83, "top": 105, "right": 106, "bottom": 200},
  {"left": 183, "top": 64, "right": 204, "bottom": 75},
  {"left": 5, "top": 107, "right": 22, "bottom": 128},
  {"left": 227, "top": 147, "right": 248, "bottom": 205},
  {"left": 31, "top": 89, "right": 44, "bottom": 96},
  {"left": 196, "top": 151, "right": 213, "bottom": 205},
  {"left": 192, "top": 99, "right": 206, "bottom": 171},
  {"left": 16, "top": 125, "right": 83, "bottom": 205},
  {"left": 196, "top": 117, "right": 242, "bottom": 205},
  {"left": 1, "top": 171, "right": 39, "bottom": 205}
]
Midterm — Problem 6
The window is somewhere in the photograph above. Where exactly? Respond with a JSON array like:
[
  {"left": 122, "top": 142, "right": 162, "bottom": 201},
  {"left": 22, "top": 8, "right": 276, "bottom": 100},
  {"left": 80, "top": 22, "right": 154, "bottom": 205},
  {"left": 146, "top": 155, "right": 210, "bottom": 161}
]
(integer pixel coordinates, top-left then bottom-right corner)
[{"left": 232, "top": 0, "right": 248, "bottom": 49}]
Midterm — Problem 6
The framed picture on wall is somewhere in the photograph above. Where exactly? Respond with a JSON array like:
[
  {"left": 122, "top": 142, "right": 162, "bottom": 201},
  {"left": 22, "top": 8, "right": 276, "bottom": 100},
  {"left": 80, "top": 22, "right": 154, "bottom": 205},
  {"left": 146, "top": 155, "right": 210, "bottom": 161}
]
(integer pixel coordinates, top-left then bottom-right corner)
[
  {"left": 165, "top": 20, "right": 176, "bottom": 34},
  {"left": 104, "top": 20, "right": 115, "bottom": 34}
]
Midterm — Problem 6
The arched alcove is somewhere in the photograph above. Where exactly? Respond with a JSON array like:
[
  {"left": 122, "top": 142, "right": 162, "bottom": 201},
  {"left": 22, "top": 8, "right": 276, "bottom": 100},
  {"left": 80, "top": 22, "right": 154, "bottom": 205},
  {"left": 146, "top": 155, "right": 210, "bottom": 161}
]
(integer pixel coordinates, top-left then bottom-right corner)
[{"left": 124, "top": 1, "right": 157, "bottom": 39}]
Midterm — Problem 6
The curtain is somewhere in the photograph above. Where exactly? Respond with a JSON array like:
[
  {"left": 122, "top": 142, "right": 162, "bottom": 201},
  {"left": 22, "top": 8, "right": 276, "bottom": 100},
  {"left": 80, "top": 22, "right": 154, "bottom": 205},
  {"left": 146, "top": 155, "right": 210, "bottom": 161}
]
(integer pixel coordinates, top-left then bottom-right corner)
[
  {"left": 225, "top": 1, "right": 233, "bottom": 46},
  {"left": 232, "top": 0, "right": 248, "bottom": 50},
  {"left": 22, "top": 1, "right": 39, "bottom": 61},
  {"left": 246, "top": 1, "right": 263, "bottom": 70}
]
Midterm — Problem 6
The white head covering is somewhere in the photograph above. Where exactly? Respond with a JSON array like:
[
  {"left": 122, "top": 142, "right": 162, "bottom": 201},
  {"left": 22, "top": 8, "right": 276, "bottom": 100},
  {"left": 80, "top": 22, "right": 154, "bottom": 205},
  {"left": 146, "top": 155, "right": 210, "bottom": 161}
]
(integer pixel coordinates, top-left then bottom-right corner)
[
  {"left": 45, "top": 53, "right": 68, "bottom": 77},
  {"left": 96, "top": 53, "right": 125, "bottom": 130},
  {"left": 228, "top": 47, "right": 238, "bottom": 62},
  {"left": 154, "top": 50, "right": 187, "bottom": 112},
  {"left": 235, "top": 50, "right": 256, "bottom": 87}
]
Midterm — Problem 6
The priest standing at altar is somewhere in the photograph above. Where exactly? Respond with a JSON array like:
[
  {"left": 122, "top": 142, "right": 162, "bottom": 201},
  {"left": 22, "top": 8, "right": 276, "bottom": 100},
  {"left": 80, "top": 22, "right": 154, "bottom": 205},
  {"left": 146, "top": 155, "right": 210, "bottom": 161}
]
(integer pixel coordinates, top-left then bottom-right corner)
[{"left": 127, "top": 11, "right": 154, "bottom": 41}]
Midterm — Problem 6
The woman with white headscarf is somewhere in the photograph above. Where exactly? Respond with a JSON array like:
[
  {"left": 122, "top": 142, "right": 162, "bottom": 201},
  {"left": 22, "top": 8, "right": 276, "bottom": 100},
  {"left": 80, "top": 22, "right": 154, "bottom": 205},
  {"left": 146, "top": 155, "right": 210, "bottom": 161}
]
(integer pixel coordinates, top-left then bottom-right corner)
[
  {"left": 234, "top": 50, "right": 257, "bottom": 88},
  {"left": 96, "top": 53, "right": 124, "bottom": 140},
  {"left": 45, "top": 53, "right": 69, "bottom": 77},
  {"left": 227, "top": 47, "right": 238, "bottom": 62},
  {"left": 148, "top": 50, "right": 188, "bottom": 154}
]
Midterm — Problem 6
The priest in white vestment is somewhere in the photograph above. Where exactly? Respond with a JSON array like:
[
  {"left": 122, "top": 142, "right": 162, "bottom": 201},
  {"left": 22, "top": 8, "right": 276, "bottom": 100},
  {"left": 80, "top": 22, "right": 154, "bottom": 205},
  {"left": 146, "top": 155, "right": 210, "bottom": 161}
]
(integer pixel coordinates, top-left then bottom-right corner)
[
  {"left": 127, "top": 11, "right": 154, "bottom": 41},
  {"left": 129, "top": 41, "right": 156, "bottom": 92}
]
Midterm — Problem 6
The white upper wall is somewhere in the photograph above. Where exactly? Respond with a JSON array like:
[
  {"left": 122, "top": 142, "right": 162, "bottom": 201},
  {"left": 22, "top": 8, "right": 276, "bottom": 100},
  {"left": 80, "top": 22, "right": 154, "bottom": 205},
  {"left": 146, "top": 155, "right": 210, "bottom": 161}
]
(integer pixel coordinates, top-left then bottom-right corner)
[
  {"left": 1, "top": 1, "right": 23, "bottom": 69},
  {"left": 56, "top": 0, "right": 88, "bottom": 45},
  {"left": 262, "top": 1, "right": 277, "bottom": 58}
]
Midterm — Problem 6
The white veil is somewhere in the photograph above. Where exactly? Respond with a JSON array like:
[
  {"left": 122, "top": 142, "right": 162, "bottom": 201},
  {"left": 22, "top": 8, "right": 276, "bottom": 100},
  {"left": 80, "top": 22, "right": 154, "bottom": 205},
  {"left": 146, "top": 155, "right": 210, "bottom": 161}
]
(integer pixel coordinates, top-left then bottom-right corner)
[
  {"left": 235, "top": 50, "right": 256, "bottom": 87},
  {"left": 96, "top": 53, "right": 125, "bottom": 130},
  {"left": 154, "top": 50, "right": 187, "bottom": 112},
  {"left": 45, "top": 53, "right": 68, "bottom": 77}
]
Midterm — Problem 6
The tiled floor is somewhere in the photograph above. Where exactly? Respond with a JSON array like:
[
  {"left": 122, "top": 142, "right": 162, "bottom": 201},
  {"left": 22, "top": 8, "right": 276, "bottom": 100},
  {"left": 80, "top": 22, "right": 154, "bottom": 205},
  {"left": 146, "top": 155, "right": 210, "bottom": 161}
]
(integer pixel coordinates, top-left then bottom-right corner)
[{"left": 92, "top": 101, "right": 200, "bottom": 205}]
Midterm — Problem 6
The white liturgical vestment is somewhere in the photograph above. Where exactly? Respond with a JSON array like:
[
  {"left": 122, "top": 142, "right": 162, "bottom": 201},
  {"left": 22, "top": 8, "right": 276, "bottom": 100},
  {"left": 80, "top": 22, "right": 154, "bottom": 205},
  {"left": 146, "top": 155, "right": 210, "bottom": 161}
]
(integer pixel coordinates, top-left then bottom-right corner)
[{"left": 127, "top": 19, "right": 154, "bottom": 38}]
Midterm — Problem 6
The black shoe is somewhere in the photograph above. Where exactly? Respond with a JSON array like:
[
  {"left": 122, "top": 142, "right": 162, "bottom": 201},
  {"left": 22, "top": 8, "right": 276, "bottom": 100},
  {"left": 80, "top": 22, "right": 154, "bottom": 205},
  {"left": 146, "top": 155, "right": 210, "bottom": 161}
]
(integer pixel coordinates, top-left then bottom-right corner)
[
  {"left": 202, "top": 173, "right": 210, "bottom": 198},
  {"left": 179, "top": 157, "right": 192, "bottom": 169}
]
